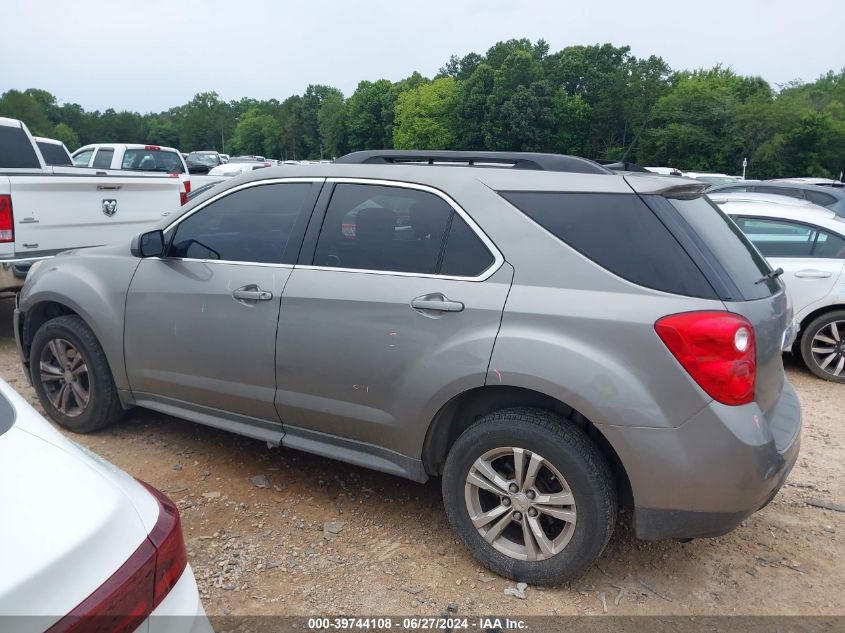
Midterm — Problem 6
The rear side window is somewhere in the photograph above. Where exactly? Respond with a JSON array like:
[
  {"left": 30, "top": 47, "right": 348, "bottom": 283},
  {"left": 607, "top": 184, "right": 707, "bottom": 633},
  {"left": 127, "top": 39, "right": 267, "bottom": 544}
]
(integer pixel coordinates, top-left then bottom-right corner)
[
  {"left": 92, "top": 148, "right": 114, "bottom": 169},
  {"left": 662, "top": 196, "right": 778, "bottom": 300},
  {"left": 499, "top": 191, "right": 717, "bottom": 298},
  {"left": 123, "top": 149, "right": 185, "bottom": 174},
  {"left": 169, "top": 183, "right": 312, "bottom": 264},
  {"left": 803, "top": 190, "right": 837, "bottom": 207},
  {"left": 0, "top": 125, "right": 40, "bottom": 169},
  {"left": 753, "top": 186, "right": 803, "bottom": 200},
  {"left": 36, "top": 141, "right": 72, "bottom": 166}
]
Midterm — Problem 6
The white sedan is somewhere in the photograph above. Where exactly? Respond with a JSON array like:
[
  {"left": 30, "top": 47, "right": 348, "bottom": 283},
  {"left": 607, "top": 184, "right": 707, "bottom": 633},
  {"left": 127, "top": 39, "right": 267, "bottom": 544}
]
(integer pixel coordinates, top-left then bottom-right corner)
[
  {"left": 712, "top": 192, "right": 845, "bottom": 382},
  {"left": 0, "top": 379, "right": 212, "bottom": 632}
]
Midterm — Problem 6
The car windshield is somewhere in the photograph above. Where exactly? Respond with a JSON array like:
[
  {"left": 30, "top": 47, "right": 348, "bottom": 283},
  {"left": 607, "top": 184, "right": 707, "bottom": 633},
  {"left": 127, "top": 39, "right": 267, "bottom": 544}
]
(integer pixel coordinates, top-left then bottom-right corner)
[{"left": 188, "top": 153, "right": 220, "bottom": 166}]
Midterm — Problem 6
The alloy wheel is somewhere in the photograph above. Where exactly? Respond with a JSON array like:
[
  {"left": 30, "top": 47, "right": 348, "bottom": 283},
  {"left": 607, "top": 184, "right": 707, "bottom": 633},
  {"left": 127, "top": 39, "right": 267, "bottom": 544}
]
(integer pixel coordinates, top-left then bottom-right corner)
[
  {"left": 464, "top": 446, "right": 577, "bottom": 561},
  {"left": 809, "top": 320, "right": 845, "bottom": 378},
  {"left": 39, "top": 338, "right": 90, "bottom": 417}
]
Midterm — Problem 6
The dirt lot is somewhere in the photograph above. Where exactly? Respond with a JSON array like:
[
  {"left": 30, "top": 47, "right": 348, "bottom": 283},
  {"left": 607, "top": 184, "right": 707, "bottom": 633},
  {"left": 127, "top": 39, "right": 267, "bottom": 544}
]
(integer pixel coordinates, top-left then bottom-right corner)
[{"left": 1, "top": 297, "right": 843, "bottom": 617}]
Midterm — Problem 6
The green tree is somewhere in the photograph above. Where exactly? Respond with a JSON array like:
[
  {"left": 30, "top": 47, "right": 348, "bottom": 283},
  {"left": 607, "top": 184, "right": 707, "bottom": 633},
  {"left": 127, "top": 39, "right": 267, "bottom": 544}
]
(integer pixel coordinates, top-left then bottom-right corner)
[
  {"left": 317, "top": 90, "right": 347, "bottom": 159},
  {"left": 229, "top": 108, "right": 281, "bottom": 157},
  {"left": 346, "top": 79, "right": 393, "bottom": 150},
  {"left": 0, "top": 89, "right": 52, "bottom": 135},
  {"left": 50, "top": 122, "right": 79, "bottom": 150},
  {"left": 393, "top": 77, "right": 459, "bottom": 149}
]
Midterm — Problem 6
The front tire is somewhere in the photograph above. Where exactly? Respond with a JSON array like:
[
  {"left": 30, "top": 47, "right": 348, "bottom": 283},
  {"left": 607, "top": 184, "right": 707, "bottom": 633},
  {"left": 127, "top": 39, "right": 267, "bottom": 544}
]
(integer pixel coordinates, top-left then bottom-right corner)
[
  {"left": 442, "top": 407, "right": 616, "bottom": 585},
  {"left": 30, "top": 315, "right": 124, "bottom": 433},
  {"left": 799, "top": 310, "right": 845, "bottom": 383}
]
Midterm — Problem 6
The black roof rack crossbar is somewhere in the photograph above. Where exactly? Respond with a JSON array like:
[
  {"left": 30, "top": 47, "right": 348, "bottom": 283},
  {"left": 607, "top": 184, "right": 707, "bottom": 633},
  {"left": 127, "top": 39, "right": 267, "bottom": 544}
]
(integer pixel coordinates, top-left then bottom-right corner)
[{"left": 334, "top": 150, "right": 613, "bottom": 175}]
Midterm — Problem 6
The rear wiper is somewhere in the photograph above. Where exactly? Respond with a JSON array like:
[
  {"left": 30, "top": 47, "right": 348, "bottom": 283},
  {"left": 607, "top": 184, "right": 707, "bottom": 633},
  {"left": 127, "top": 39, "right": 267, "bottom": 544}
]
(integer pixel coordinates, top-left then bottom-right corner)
[{"left": 755, "top": 267, "right": 784, "bottom": 284}]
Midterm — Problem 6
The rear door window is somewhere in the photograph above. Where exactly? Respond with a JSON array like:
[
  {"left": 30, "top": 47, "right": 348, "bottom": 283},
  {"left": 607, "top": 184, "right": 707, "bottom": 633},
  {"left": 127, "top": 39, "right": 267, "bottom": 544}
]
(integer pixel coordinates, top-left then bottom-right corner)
[
  {"left": 92, "top": 148, "right": 114, "bottom": 169},
  {"left": 499, "top": 191, "right": 717, "bottom": 298},
  {"left": 313, "top": 183, "right": 493, "bottom": 277},
  {"left": 735, "top": 217, "right": 845, "bottom": 259},
  {"left": 0, "top": 125, "right": 40, "bottom": 168}
]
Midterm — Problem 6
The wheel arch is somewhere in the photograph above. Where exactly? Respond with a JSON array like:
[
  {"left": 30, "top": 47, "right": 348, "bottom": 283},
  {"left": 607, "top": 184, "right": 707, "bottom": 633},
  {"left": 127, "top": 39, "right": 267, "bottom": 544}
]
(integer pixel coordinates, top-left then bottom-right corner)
[{"left": 421, "top": 385, "right": 633, "bottom": 510}]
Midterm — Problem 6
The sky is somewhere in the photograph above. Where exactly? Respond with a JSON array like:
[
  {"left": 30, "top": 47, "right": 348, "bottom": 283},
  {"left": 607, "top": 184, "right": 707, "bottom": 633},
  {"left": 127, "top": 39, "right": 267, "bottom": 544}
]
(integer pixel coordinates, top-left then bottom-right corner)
[{"left": 3, "top": 0, "right": 843, "bottom": 113}]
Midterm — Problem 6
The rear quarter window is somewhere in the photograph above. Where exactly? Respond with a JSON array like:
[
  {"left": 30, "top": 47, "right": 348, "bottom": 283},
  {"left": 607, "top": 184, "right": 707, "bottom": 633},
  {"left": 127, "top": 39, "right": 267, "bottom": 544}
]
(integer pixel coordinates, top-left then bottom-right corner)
[
  {"left": 499, "top": 191, "right": 717, "bottom": 299},
  {"left": 0, "top": 125, "right": 41, "bottom": 169},
  {"left": 36, "top": 142, "right": 72, "bottom": 166}
]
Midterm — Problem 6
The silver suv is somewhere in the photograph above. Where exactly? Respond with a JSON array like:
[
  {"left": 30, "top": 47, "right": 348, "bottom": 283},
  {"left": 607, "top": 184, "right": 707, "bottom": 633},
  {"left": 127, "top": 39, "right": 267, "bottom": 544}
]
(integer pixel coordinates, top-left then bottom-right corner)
[{"left": 14, "top": 151, "right": 801, "bottom": 584}]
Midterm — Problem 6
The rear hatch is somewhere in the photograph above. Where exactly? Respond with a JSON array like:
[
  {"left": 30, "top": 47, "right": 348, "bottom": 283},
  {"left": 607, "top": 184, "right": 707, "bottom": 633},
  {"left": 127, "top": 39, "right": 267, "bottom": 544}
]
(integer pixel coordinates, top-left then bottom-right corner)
[
  {"left": 0, "top": 382, "right": 157, "bottom": 625},
  {"left": 628, "top": 177, "right": 791, "bottom": 417}
]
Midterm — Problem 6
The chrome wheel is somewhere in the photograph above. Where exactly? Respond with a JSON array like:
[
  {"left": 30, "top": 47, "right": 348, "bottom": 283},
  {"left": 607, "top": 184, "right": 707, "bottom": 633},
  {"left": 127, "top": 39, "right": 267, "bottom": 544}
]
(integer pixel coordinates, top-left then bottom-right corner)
[
  {"left": 810, "top": 320, "right": 845, "bottom": 378},
  {"left": 464, "top": 447, "right": 577, "bottom": 562},
  {"left": 39, "top": 338, "right": 90, "bottom": 417}
]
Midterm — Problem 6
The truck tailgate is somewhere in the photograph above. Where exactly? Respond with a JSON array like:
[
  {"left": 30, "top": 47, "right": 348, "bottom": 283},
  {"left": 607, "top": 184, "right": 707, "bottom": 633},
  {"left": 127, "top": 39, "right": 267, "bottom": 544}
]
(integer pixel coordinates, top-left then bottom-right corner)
[{"left": 9, "top": 174, "right": 181, "bottom": 256}]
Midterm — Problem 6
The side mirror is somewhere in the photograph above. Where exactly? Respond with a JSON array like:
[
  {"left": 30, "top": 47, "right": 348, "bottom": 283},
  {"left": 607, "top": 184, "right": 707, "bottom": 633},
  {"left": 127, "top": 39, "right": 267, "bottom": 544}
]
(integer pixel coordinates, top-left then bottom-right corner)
[{"left": 131, "top": 230, "right": 165, "bottom": 258}]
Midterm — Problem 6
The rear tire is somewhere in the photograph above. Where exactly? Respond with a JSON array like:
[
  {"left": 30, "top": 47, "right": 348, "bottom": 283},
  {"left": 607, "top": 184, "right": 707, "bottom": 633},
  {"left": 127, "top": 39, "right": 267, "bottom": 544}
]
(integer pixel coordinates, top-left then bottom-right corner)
[
  {"left": 442, "top": 407, "right": 616, "bottom": 585},
  {"left": 30, "top": 315, "right": 124, "bottom": 433},
  {"left": 799, "top": 310, "right": 845, "bottom": 383}
]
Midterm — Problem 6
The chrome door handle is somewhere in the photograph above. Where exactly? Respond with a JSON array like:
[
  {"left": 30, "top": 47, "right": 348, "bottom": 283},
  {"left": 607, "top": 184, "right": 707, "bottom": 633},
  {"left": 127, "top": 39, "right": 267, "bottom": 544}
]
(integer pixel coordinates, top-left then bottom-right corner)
[
  {"left": 232, "top": 284, "right": 273, "bottom": 303},
  {"left": 794, "top": 270, "right": 833, "bottom": 279},
  {"left": 410, "top": 294, "right": 464, "bottom": 313}
]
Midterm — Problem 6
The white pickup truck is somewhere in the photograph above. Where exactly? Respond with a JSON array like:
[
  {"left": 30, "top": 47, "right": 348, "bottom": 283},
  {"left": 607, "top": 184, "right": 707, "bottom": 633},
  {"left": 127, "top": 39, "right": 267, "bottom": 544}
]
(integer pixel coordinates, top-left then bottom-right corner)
[{"left": 0, "top": 117, "right": 184, "bottom": 292}]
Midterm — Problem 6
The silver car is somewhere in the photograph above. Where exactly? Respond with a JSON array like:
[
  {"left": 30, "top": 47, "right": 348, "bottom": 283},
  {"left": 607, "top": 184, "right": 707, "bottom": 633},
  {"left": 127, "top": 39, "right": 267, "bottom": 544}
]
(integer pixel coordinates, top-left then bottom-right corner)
[{"left": 14, "top": 151, "right": 801, "bottom": 585}]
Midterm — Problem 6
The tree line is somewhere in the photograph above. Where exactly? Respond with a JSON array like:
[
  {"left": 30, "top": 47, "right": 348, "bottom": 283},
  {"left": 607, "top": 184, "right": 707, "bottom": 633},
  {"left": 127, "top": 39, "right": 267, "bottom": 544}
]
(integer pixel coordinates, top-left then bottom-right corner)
[{"left": 2, "top": 39, "right": 843, "bottom": 179}]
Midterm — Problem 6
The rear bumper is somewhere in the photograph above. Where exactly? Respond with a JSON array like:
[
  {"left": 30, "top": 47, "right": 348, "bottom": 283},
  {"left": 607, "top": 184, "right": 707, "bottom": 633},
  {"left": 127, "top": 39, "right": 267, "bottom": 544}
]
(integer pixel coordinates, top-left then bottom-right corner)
[
  {"left": 144, "top": 564, "right": 213, "bottom": 633},
  {"left": 0, "top": 257, "right": 50, "bottom": 293},
  {"left": 598, "top": 379, "right": 801, "bottom": 540}
]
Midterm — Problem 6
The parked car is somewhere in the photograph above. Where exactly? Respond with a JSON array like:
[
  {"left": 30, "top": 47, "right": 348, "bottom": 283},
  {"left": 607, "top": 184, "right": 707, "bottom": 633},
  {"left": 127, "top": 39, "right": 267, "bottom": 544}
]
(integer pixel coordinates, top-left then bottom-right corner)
[
  {"left": 682, "top": 171, "right": 743, "bottom": 186},
  {"left": 709, "top": 180, "right": 845, "bottom": 217},
  {"left": 15, "top": 150, "right": 801, "bottom": 585},
  {"left": 0, "top": 378, "right": 211, "bottom": 632},
  {"left": 33, "top": 137, "right": 72, "bottom": 166},
  {"left": 772, "top": 177, "right": 844, "bottom": 188},
  {"left": 219, "top": 153, "right": 231, "bottom": 163},
  {"left": 644, "top": 166, "right": 683, "bottom": 176},
  {"left": 208, "top": 159, "right": 272, "bottom": 177},
  {"left": 0, "top": 117, "right": 184, "bottom": 292},
  {"left": 710, "top": 192, "right": 845, "bottom": 382},
  {"left": 185, "top": 151, "right": 224, "bottom": 175}
]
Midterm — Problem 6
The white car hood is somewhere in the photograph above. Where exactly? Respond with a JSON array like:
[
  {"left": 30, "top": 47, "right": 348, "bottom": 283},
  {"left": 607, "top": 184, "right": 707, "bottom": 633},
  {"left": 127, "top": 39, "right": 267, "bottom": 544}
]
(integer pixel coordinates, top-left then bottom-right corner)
[{"left": 0, "top": 382, "right": 158, "bottom": 626}]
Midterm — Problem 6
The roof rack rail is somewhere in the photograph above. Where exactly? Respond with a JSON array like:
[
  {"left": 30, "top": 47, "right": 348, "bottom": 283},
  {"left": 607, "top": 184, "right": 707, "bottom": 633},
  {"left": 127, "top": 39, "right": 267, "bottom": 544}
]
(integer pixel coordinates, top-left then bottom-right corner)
[{"left": 334, "top": 150, "right": 612, "bottom": 175}]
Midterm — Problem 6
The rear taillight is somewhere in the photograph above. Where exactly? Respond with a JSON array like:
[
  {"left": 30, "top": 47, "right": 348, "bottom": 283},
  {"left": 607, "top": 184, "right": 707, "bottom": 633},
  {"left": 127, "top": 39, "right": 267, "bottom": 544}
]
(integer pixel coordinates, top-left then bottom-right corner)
[
  {"left": 0, "top": 195, "right": 14, "bottom": 242},
  {"left": 183, "top": 179, "right": 191, "bottom": 194},
  {"left": 180, "top": 191, "right": 188, "bottom": 206},
  {"left": 46, "top": 482, "right": 188, "bottom": 633},
  {"left": 655, "top": 311, "right": 756, "bottom": 406}
]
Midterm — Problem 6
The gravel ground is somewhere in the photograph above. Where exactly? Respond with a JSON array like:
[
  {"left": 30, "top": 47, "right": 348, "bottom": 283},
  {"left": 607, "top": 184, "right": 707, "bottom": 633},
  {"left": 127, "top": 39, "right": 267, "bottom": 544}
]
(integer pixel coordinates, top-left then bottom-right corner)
[{"left": 1, "top": 297, "right": 843, "bottom": 617}]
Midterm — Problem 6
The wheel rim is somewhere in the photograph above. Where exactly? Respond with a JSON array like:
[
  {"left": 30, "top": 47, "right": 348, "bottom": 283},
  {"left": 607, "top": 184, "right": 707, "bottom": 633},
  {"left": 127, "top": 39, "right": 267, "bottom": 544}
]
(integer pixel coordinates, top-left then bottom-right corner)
[
  {"left": 810, "top": 320, "right": 845, "bottom": 377},
  {"left": 39, "top": 338, "right": 90, "bottom": 417},
  {"left": 464, "top": 446, "right": 577, "bottom": 562}
]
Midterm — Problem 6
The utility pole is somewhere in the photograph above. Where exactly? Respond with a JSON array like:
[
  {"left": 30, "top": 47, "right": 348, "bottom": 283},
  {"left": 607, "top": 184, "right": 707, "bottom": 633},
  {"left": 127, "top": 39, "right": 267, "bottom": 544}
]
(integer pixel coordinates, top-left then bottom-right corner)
[{"left": 742, "top": 157, "right": 747, "bottom": 180}]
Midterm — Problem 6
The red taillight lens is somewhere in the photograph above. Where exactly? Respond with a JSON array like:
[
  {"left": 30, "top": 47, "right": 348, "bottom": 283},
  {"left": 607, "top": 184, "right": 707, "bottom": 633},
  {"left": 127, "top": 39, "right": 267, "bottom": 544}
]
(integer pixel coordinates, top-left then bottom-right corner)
[
  {"left": 183, "top": 179, "right": 191, "bottom": 194},
  {"left": 655, "top": 311, "right": 756, "bottom": 406},
  {"left": 46, "top": 482, "right": 188, "bottom": 633},
  {"left": 0, "top": 195, "right": 14, "bottom": 243},
  {"left": 179, "top": 191, "right": 188, "bottom": 206}
]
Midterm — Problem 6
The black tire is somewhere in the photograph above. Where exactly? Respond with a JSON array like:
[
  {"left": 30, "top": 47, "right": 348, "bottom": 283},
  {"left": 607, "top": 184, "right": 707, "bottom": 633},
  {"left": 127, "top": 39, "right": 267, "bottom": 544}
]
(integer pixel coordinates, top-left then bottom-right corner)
[
  {"left": 799, "top": 309, "right": 845, "bottom": 383},
  {"left": 442, "top": 407, "right": 616, "bottom": 585},
  {"left": 30, "top": 315, "right": 124, "bottom": 433}
]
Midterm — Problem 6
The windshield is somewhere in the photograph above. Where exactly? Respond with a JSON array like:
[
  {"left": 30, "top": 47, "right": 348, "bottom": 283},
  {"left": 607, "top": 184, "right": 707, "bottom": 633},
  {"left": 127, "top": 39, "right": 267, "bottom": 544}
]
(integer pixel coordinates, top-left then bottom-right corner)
[
  {"left": 187, "top": 153, "right": 220, "bottom": 166},
  {"left": 122, "top": 149, "right": 185, "bottom": 173}
]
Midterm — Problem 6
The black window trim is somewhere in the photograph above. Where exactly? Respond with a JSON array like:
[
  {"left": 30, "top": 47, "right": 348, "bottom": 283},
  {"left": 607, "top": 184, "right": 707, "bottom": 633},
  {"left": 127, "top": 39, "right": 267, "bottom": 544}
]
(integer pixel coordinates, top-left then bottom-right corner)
[
  {"left": 161, "top": 177, "right": 325, "bottom": 267},
  {"left": 296, "top": 178, "right": 504, "bottom": 282},
  {"left": 733, "top": 214, "right": 845, "bottom": 259}
]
